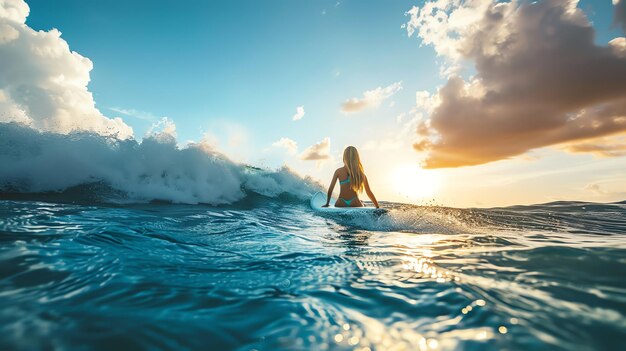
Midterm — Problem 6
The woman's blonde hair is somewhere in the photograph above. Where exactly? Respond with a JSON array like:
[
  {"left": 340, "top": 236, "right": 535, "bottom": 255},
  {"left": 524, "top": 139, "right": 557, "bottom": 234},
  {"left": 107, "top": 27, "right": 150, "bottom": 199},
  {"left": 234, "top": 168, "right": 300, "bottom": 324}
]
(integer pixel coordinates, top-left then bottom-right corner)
[{"left": 343, "top": 146, "right": 365, "bottom": 193}]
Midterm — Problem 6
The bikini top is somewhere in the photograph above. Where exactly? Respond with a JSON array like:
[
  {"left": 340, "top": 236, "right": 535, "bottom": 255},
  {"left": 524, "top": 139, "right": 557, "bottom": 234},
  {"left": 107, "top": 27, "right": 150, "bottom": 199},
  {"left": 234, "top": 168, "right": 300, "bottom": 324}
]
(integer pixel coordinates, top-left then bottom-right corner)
[{"left": 339, "top": 176, "right": 351, "bottom": 185}]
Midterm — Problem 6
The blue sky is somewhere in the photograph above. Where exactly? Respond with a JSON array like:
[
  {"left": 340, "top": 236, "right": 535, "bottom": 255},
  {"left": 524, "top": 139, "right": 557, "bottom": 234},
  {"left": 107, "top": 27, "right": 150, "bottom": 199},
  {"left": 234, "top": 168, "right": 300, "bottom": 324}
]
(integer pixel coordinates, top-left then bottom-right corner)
[
  {"left": 17, "top": 0, "right": 626, "bottom": 206},
  {"left": 24, "top": 0, "right": 620, "bottom": 147},
  {"left": 25, "top": 1, "right": 620, "bottom": 135},
  {"left": 25, "top": 0, "right": 442, "bottom": 151}
]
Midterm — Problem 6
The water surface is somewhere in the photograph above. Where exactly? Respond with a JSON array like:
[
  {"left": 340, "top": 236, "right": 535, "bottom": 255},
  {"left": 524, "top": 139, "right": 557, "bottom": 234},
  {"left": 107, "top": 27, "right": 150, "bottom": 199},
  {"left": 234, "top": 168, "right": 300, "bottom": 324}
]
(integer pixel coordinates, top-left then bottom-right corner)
[{"left": 1, "top": 198, "right": 625, "bottom": 350}]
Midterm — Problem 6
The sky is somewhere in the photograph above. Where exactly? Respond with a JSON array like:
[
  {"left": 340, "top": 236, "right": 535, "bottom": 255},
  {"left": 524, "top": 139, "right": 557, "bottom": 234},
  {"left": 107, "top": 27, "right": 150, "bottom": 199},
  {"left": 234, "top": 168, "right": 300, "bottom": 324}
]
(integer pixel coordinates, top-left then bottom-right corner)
[{"left": 2, "top": 0, "right": 626, "bottom": 207}]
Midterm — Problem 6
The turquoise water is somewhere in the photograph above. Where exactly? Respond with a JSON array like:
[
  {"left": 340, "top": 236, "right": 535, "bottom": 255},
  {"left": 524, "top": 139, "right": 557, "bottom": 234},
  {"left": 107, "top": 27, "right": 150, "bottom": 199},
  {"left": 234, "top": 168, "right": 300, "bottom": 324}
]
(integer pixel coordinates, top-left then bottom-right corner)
[{"left": 1, "top": 198, "right": 625, "bottom": 351}]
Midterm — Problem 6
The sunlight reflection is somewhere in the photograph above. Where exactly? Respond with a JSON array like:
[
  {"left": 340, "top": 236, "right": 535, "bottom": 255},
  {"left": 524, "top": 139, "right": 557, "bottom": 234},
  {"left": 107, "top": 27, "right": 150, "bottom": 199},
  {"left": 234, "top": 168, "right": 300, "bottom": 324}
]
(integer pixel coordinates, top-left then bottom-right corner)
[
  {"left": 401, "top": 256, "right": 454, "bottom": 283},
  {"left": 342, "top": 232, "right": 508, "bottom": 350},
  {"left": 325, "top": 305, "right": 512, "bottom": 351},
  {"left": 331, "top": 312, "right": 441, "bottom": 351}
]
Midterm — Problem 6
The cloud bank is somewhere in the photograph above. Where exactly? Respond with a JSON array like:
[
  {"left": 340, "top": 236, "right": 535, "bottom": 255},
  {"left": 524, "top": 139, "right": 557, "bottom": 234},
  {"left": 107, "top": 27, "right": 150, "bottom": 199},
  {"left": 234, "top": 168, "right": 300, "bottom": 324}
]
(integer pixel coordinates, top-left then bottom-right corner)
[
  {"left": 407, "top": 0, "right": 626, "bottom": 168},
  {"left": 342, "top": 81, "right": 402, "bottom": 113},
  {"left": 0, "top": 0, "right": 133, "bottom": 138},
  {"left": 300, "top": 137, "right": 330, "bottom": 160},
  {"left": 292, "top": 106, "right": 305, "bottom": 121}
]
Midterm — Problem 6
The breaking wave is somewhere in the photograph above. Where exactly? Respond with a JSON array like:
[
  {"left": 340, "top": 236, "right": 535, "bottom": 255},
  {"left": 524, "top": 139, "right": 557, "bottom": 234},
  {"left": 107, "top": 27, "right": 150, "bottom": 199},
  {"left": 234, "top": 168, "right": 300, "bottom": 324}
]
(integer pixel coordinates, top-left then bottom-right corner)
[{"left": 0, "top": 123, "right": 321, "bottom": 205}]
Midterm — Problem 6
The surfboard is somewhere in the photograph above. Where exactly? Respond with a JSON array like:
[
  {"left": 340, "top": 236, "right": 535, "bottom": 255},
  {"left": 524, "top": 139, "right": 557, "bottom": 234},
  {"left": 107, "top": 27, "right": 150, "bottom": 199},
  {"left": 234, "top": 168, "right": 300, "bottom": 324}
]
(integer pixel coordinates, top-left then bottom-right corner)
[{"left": 310, "top": 191, "right": 387, "bottom": 215}]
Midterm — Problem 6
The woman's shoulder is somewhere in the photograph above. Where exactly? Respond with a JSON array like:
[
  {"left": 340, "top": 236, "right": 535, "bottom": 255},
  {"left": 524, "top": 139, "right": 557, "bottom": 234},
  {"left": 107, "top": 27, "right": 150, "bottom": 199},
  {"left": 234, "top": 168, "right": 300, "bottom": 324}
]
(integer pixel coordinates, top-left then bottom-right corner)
[{"left": 334, "top": 166, "right": 346, "bottom": 174}]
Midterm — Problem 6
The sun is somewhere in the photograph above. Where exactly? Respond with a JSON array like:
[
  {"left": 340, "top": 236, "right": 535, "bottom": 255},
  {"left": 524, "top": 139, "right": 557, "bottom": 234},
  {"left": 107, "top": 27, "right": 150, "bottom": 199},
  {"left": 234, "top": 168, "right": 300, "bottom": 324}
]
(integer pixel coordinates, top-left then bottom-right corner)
[{"left": 390, "top": 164, "right": 441, "bottom": 200}]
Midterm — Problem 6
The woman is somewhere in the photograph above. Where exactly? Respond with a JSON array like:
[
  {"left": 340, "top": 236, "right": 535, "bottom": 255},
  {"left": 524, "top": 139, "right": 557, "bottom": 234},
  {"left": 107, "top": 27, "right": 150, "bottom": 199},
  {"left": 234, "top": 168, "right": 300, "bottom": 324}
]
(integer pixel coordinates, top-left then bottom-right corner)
[{"left": 322, "top": 146, "right": 380, "bottom": 208}]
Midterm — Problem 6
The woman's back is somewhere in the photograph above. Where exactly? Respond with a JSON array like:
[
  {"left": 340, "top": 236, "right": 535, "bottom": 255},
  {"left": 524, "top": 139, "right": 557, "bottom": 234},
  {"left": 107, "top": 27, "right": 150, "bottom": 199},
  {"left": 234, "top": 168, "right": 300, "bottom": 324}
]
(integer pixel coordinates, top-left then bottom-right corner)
[{"left": 335, "top": 167, "right": 362, "bottom": 207}]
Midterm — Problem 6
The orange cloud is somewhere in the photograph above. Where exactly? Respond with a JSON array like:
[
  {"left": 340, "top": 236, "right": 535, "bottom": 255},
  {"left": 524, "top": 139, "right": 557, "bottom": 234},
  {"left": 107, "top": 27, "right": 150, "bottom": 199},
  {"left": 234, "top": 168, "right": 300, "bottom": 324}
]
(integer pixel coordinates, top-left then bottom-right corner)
[
  {"left": 300, "top": 137, "right": 330, "bottom": 160},
  {"left": 562, "top": 135, "right": 626, "bottom": 157},
  {"left": 407, "top": 0, "right": 626, "bottom": 168}
]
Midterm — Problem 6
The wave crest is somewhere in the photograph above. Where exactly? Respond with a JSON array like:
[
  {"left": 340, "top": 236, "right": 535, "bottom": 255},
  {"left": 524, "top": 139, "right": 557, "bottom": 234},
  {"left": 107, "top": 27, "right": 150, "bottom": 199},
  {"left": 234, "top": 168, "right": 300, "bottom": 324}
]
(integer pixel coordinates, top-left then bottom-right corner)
[{"left": 0, "top": 123, "right": 321, "bottom": 204}]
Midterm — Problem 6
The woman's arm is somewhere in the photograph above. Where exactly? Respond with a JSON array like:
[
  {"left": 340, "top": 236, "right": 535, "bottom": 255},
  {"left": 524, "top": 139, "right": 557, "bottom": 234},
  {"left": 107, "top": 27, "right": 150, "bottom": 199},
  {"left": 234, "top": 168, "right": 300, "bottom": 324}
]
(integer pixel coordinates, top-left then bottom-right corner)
[
  {"left": 323, "top": 170, "right": 339, "bottom": 207},
  {"left": 363, "top": 176, "right": 379, "bottom": 208}
]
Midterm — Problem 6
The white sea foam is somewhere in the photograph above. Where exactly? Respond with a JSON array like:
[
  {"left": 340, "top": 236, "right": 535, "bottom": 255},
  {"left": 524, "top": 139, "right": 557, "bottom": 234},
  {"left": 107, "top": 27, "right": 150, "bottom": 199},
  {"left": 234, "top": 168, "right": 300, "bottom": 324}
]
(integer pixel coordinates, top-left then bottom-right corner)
[
  {"left": 0, "top": 123, "right": 321, "bottom": 204},
  {"left": 325, "top": 205, "right": 475, "bottom": 234}
]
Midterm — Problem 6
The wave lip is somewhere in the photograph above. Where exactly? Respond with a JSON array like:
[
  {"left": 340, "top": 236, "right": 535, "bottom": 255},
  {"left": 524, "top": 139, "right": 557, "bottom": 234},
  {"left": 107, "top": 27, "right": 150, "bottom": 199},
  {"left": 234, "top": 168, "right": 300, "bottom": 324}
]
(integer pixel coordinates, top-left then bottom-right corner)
[{"left": 0, "top": 123, "right": 321, "bottom": 205}]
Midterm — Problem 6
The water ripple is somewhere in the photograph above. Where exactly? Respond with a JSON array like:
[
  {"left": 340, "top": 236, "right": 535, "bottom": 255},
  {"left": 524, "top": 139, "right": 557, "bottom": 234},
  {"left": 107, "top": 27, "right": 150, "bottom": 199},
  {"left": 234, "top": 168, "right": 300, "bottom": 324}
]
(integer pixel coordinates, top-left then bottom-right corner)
[{"left": 0, "top": 199, "right": 625, "bottom": 350}]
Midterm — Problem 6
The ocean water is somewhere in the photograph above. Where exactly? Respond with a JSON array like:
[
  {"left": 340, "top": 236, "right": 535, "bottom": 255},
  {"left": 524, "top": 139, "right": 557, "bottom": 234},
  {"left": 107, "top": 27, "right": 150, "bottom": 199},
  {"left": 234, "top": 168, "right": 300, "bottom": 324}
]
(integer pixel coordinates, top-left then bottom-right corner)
[
  {"left": 1, "top": 198, "right": 625, "bottom": 351},
  {"left": 1, "top": 123, "right": 626, "bottom": 350}
]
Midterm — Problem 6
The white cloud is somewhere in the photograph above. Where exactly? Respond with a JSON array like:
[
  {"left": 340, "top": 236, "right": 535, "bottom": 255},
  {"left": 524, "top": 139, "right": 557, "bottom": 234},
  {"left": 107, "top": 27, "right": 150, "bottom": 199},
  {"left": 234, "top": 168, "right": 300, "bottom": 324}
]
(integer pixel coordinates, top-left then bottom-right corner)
[
  {"left": 0, "top": 22, "right": 18, "bottom": 44},
  {"left": 300, "top": 137, "right": 331, "bottom": 160},
  {"left": 109, "top": 107, "right": 157, "bottom": 121},
  {"left": 341, "top": 81, "right": 403, "bottom": 113},
  {"left": 0, "top": 0, "right": 29, "bottom": 23},
  {"left": 414, "top": 90, "right": 439, "bottom": 114},
  {"left": 272, "top": 137, "right": 298, "bottom": 154},
  {"left": 292, "top": 106, "right": 305, "bottom": 121},
  {"left": 0, "top": 0, "right": 133, "bottom": 138}
]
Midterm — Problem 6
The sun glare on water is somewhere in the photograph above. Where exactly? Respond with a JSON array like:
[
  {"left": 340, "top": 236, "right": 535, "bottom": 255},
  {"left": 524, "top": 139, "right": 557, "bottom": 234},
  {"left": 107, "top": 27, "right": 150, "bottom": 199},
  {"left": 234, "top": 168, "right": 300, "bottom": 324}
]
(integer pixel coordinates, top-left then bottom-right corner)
[{"left": 390, "top": 164, "right": 441, "bottom": 200}]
